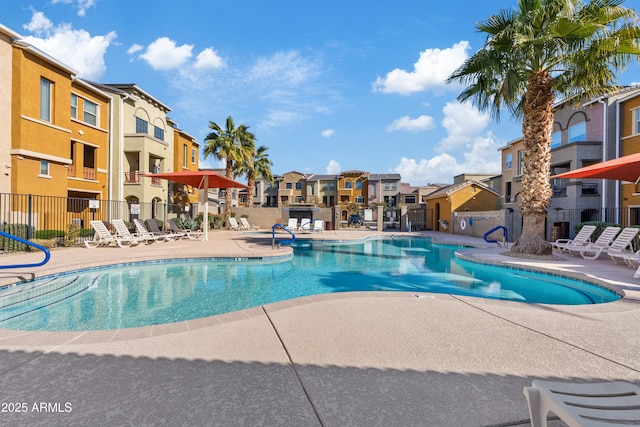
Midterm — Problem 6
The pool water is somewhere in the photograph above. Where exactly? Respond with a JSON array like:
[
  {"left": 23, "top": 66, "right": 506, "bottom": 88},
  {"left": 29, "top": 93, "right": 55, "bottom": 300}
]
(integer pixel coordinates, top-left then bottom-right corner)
[{"left": 0, "top": 237, "right": 620, "bottom": 331}]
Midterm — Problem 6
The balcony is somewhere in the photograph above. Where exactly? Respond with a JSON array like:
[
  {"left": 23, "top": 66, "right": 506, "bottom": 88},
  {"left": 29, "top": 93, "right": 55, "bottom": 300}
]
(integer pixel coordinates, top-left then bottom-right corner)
[
  {"left": 124, "top": 171, "right": 140, "bottom": 183},
  {"left": 67, "top": 165, "right": 75, "bottom": 177},
  {"left": 581, "top": 183, "right": 598, "bottom": 195},
  {"left": 83, "top": 167, "right": 96, "bottom": 180}
]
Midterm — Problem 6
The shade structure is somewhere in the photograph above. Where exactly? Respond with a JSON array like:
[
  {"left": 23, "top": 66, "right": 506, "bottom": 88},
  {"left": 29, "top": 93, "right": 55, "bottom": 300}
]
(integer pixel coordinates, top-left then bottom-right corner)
[
  {"left": 143, "top": 171, "right": 247, "bottom": 241},
  {"left": 552, "top": 152, "right": 640, "bottom": 183}
]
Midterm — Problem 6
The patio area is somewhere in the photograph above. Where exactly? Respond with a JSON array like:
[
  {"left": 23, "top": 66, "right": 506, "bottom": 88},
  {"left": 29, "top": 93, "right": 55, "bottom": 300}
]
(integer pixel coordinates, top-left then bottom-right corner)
[{"left": 0, "top": 230, "right": 638, "bottom": 426}]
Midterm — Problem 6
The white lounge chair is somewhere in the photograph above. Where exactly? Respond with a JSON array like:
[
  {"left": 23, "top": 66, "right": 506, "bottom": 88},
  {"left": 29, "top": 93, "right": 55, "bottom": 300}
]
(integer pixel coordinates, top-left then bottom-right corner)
[
  {"left": 240, "top": 217, "right": 258, "bottom": 230},
  {"left": 228, "top": 217, "right": 243, "bottom": 231},
  {"left": 85, "top": 220, "right": 138, "bottom": 248},
  {"left": 605, "top": 227, "right": 640, "bottom": 264},
  {"left": 567, "top": 226, "right": 620, "bottom": 257},
  {"left": 133, "top": 218, "right": 164, "bottom": 243},
  {"left": 299, "top": 218, "right": 312, "bottom": 232},
  {"left": 551, "top": 225, "right": 596, "bottom": 252},
  {"left": 147, "top": 219, "right": 180, "bottom": 240},
  {"left": 111, "top": 219, "right": 145, "bottom": 245},
  {"left": 579, "top": 227, "right": 636, "bottom": 260},
  {"left": 286, "top": 218, "right": 298, "bottom": 231},
  {"left": 524, "top": 379, "right": 640, "bottom": 427},
  {"left": 312, "top": 219, "right": 324, "bottom": 233},
  {"left": 168, "top": 218, "right": 203, "bottom": 240}
]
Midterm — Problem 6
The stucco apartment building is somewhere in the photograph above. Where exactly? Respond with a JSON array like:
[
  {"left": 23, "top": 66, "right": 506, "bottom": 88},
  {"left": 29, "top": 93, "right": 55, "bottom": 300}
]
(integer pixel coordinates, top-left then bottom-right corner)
[
  {"left": 0, "top": 24, "right": 20, "bottom": 195},
  {"left": 501, "top": 86, "right": 640, "bottom": 241}
]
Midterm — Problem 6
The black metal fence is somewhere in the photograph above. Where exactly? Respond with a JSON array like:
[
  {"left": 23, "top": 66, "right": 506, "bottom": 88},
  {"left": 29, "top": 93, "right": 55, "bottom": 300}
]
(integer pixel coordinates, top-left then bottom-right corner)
[{"left": 0, "top": 193, "right": 193, "bottom": 252}]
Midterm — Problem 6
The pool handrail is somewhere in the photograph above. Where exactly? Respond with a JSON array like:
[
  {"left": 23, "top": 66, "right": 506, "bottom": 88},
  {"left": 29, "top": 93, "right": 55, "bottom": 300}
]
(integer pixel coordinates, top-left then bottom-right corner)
[
  {"left": 484, "top": 226, "right": 508, "bottom": 246},
  {"left": 0, "top": 231, "right": 51, "bottom": 269},
  {"left": 272, "top": 223, "right": 296, "bottom": 246}
]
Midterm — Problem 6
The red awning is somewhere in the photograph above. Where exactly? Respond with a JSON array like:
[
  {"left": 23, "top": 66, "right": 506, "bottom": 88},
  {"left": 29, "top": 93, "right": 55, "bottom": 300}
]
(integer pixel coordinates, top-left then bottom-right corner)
[
  {"left": 143, "top": 171, "right": 247, "bottom": 189},
  {"left": 552, "top": 152, "right": 640, "bottom": 183}
]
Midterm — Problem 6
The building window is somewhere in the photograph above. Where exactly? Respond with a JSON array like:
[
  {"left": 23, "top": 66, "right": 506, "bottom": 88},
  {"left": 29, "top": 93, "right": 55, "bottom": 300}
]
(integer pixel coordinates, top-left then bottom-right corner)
[
  {"left": 285, "top": 182, "right": 292, "bottom": 190},
  {"left": 405, "top": 195, "right": 416, "bottom": 204},
  {"left": 295, "top": 196, "right": 304, "bottom": 203},
  {"left": 345, "top": 180, "right": 352, "bottom": 189},
  {"left": 518, "top": 150, "right": 525, "bottom": 175},
  {"left": 383, "top": 182, "right": 397, "bottom": 191},
  {"left": 636, "top": 110, "right": 640, "bottom": 134},
  {"left": 154, "top": 125, "right": 165, "bottom": 141},
  {"left": 568, "top": 121, "right": 586, "bottom": 143},
  {"left": 295, "top": 182, "right": 302, "bottom": 190},
  {"left": 322, "top": 182, "right": 335, "bottom": 191},
  {"left": 70, "top": 94, "right": 78, "bottom": 119},
  {"left": 182, "top": 145, "right": 187, "bottom": 168},
  {"left": 135, "top": 117, "right": 148, "bottom": 134},
  {"left": 371, "top": 183, "right": 376, "bottom": 197},
  {"left": 505, "top": 153, "right": 513, "bottom": 169},
  {"left": 551, "top": 131, "right": 561, "bottom": 148},
  {"left": 355, "top": 195, "right": 364, "bottom": 204},
  {"left": 40, "top": 78, "right": 52, "bottom": 122},
  {"left": 83, "top": 99, "right": 97, "bottom": 126},
  {"left": 505, "top": 182, "right": 512, "bottom": 202},
  {"left": 191, "top": 148, "right": 196, "bottom": 164},
  {"left": 355, "top": 180, "right": 362, "bottom": 190},
  {"left": 39, "top": 160, "right": 50, "bottom": 176}
]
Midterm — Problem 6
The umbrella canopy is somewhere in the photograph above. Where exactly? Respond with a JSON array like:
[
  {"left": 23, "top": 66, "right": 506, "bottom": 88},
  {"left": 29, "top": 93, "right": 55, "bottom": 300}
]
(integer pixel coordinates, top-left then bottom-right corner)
[
  {"left": 552, "top": 152, "right": 640, "bottom": 183},
  {"left": 143, "top": 171, "right": 247, "bottom": 241}
]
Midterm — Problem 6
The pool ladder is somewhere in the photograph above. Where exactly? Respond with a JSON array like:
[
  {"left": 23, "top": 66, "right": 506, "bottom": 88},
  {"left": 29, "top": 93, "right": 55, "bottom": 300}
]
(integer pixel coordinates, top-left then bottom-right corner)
[{"left": 272, "top": 223, "right": 296, "bottom": 248}]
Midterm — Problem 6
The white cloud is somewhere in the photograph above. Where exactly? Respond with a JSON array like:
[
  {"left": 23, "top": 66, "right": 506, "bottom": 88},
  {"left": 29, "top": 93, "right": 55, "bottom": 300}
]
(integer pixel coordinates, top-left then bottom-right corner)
[
  {"left": 321, "top": 129, "right": 335, "bottom": 138},
  {"left": 326, "top": 160, "right": 341, "bottom": 174},
  {"left": 385, "top": 115, "right": 435, "bottom": 133},
  {"left": 22, "top": 11, "right": 116, "bottom": 80},
  {"left": 194, "top": 48, "right": 225, "bottom": 70},
  {"left": 392, "top": 100, "right": 501, "bottom": 185},
  {"left": 436, "top": 101, "right": 491, "bottom": 151},
  {"left": 127, "top": 43, "right": 143, "bottom": 55},
  {"left": 51, "top": 0, "right": 96, "bottom": 17},
  {"left": 139, "top": 37, "right": 193, "bottom": 70},
  {"left": 372, "top": 41, "right": 470, "bottom": 95},
  {"left": 249, "top": 51, "right": 319, "bottom": 85}
]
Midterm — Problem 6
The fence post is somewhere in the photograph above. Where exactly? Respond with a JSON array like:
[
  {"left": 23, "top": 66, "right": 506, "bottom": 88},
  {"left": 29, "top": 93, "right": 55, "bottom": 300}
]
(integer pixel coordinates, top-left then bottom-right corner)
[{"left": 27, "top": 194, "right": 33, "bottom": 240}]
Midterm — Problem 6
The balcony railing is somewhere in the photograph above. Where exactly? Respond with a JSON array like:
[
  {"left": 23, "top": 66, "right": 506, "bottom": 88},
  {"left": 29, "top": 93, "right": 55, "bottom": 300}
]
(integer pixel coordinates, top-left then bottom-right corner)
[
  {"left": 124, "top": 171, "right": 140, "bottom": 183},
  {"left": 83, "top": 167, "right": 96, "bottom": 180},
  {"left": 581, "top": 183, "right": 598, "bottom": 195},
  {"left": 150, "top": 176, "right": 161, "bottom": 186},
  {"left": 67, "top": 165, "right": 75, "bottom": 177}
]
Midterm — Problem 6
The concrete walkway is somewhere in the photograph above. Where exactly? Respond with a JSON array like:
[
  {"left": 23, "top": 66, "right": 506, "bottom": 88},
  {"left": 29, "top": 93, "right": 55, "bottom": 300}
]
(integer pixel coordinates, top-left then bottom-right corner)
[{"left": 0, "top": 230, "right": 639, "bottom": 426}]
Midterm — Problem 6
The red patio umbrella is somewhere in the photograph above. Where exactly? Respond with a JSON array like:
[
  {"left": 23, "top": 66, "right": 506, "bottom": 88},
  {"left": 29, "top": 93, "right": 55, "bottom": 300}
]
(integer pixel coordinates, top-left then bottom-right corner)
[
  {"left": 552, "top": 152, "right": 640, "bottom": 183},
  {"left": 143, "top": 171, "right": 247, "bottom": 241}
]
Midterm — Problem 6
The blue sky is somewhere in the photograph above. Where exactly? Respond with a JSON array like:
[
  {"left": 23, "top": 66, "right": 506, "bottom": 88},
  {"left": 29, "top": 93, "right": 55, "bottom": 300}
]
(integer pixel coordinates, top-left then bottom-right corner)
[{"left": 4, "top": 0, "right": 640, "bottom": 185}]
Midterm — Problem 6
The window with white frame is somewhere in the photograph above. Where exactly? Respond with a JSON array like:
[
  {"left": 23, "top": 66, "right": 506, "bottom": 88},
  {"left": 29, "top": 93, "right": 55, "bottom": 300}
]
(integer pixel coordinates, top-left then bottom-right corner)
[
  {"left": 636, "top": 109, "right": 640, "bottom": 134},
  {"left": 355, "top": 195, "right": 364, "bottom": 204},
  {"left": 518, "top": 150, "right": 525, "bottom": 175},
  {"left": 182, "top": 145, "right": 187, "bottom": 168},
  {"left": 505, "top": 153, "right": 513, "bottom": 169},
  {"left": 39, "top": 160, "right": 50, "bottom": 176},
  {"left": 83, "top": 99, "right": 97, "bottom": 126},
  {"left": 191, "top": 148, "right": 196, "bottom": 164},
  {"left": 40, "top": 78, "right": 52, "bottom": 122},
  {"left": 345, "top": 180, "right": 352, "bottom": 189},
  {"left": 70, "top": 94, "right": 78, "bottom": 120}
]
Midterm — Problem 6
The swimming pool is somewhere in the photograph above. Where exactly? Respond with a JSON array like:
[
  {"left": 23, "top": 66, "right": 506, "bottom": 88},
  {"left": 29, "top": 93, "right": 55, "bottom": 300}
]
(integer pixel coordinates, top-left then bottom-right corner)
[{"left": 0, "top": 237, "right": 620, "bottom": 331}]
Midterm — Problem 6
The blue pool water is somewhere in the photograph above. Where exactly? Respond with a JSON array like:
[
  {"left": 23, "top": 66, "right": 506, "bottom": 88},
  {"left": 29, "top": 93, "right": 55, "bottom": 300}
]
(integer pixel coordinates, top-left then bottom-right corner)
[{"left": 0, "top": 237, "right": 620, "bottom": 331}]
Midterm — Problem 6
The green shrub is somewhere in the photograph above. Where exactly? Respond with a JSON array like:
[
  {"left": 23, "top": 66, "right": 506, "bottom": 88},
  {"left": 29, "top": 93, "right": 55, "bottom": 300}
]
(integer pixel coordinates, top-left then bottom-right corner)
[
  {"left": 34, "top": 229, "right": 66, "bottom": 239},
  {"left": 64, "top": 223, "right": 81, "bottom": 247},
  {"left": 0, "top": 224, "right": 31, "bottom": 251}
]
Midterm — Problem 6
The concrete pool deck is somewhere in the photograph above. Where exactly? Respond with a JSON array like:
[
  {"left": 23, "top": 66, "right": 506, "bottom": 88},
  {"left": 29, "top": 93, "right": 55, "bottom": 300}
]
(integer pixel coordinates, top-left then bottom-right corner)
[{"left": 0, "top": 229, "right": 638, "bottom": 426}]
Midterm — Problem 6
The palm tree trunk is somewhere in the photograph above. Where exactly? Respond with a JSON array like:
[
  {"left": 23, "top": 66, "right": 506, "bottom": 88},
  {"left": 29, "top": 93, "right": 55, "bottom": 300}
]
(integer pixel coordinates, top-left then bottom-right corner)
[
  {"left": 224, "top": 158, "right": 233, "bottom": 221},
  {"left": 510, "top": 72, "right": 554, "bottom": 255},
  {"left": 247, "top": 173, "right": 255, "bottom": 208}
]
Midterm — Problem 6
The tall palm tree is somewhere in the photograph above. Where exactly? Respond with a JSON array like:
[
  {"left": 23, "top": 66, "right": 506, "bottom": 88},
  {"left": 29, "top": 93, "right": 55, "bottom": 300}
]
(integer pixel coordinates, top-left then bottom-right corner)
[
  {"left": 203, "top": 116, "right": 256, "bottom": 220},
  {"left": 235, "top": 144, "right": 274, "bottom": 208},
  {"left": 447, "top": 0, "right": 640, "bottom": 255}
]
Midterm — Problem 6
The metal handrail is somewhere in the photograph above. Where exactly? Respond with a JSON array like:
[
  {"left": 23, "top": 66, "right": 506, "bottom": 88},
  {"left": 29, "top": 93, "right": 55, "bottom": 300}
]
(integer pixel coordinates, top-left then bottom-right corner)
[
  {"left": 0, "top": 231, "right": 50, "bottom": 269},
  {"left": 272, "top": 223, "right": 296, "bottom": 247},
  {"left": 484, "top": 226, "right": 508, "bottom": 246}
]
